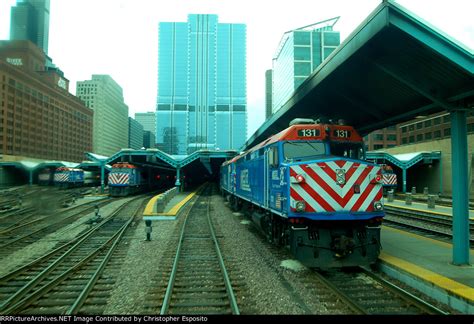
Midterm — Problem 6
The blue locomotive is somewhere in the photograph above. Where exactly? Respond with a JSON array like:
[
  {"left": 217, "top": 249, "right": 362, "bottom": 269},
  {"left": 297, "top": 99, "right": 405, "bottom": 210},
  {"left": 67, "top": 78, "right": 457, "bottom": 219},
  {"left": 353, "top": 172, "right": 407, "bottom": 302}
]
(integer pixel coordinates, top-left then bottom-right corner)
[
  {"left": 54, "top": 167, "right": 85, "bottom": 188},
  {"left": 220, "top": 119, "right": 385, "bottom": 268},
  {"left": 108, "top": 162, "right": 175, "bottom": 196},
  {"left": 108, "top": 162, "right": 144, "bottom": 196},
  {"left": 53, "top": 167, "right": 100, "bottom": 188}
]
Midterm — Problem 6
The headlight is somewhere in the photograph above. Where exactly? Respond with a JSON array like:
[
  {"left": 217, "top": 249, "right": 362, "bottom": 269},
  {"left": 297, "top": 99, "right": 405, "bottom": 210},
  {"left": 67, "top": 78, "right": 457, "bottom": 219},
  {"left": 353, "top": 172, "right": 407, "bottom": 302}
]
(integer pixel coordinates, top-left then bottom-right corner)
[
  {"left": 291, "top": 174, "right": 305, "bottom": 184},
  {"left": 295, "top": 201, "right": 306, "bottom": 212},
  {"left": 373, "top": 201, "right": 383, "bottom": 211},
  {"left": 371, "top": 174, "right": 383, "bottom": 184}
]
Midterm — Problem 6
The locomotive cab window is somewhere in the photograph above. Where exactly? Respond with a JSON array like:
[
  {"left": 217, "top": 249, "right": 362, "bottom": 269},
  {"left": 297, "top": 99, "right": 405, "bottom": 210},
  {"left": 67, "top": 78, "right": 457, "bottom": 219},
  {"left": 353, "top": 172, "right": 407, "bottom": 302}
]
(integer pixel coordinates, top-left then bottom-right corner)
[
  {"left": 329, "top": 142, "right": 365, "bottom": 159},
  {"left": 283, "top": 141, "right": 326, "bottom": 162}
]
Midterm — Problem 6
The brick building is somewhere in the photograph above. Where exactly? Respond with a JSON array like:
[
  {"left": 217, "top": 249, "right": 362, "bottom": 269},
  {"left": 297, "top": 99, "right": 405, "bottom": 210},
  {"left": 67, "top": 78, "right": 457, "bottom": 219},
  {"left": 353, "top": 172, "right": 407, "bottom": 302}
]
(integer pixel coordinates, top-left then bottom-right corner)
[{"left": 0, "top": 40, "right": 93, "bottom": 162}]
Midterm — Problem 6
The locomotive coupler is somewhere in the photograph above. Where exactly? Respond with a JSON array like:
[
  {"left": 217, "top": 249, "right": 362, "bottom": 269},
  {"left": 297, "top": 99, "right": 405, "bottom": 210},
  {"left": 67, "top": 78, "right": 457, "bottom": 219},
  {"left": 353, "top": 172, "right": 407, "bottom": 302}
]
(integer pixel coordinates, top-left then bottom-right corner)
[{"left": 332, "top": 235, "right": 355, "bottom": 258}]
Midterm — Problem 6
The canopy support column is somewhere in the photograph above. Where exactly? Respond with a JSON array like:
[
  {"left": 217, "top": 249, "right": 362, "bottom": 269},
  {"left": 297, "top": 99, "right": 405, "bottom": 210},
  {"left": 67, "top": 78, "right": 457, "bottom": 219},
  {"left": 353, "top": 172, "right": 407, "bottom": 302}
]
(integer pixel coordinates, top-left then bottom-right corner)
[{"left": 450, "top": 108, "right": 469, "bottom": 266}]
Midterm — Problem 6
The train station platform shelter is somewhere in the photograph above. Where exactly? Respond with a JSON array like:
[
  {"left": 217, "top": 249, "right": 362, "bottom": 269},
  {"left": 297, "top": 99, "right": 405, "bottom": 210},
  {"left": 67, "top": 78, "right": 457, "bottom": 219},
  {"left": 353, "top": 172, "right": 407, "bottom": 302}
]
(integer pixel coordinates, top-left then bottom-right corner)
[
  {"left": 0, "top": 160, "right": 79, "bottom": 186},
  {"left": 103, "top": 148, "right": 237, "bottom": 188},
  {"left": 366, "top": 151, "right": 442, "bottom": 193},
  {"left": 244, "top": 0, "right": 473, "bottom": 265}
]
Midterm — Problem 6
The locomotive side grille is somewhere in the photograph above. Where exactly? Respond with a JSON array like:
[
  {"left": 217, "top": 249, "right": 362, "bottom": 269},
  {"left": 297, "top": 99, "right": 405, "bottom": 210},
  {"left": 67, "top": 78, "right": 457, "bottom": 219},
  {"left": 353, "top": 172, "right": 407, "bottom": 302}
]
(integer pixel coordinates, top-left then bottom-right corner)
[
  {"left": 109, "top": 172, "right": 130, "bottom": 185},
  {"left": 290, "top": 161, "right": 383, "bottom": 213},
  {"left": 382, "top": 173, "right": 397, "bottom": 185}
]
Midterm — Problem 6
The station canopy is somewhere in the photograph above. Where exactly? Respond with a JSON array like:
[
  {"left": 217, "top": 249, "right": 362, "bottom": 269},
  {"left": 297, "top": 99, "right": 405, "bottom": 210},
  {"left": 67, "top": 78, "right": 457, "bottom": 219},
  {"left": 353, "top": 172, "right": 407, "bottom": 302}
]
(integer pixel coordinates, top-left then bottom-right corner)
[
  {"left": 246, "top": 1, "right": 473, "bottom": 150},
  {"left": 366, "top": 151, "right": 441, "bottom": 169}
]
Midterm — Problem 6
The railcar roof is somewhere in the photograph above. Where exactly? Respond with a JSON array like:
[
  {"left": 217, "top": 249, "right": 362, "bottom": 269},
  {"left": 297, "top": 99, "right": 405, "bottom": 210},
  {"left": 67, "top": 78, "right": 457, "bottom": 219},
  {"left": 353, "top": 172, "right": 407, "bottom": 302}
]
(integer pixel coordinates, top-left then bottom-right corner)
[{"left": 223, "top": 123, "right": 362, "bottom": 165}]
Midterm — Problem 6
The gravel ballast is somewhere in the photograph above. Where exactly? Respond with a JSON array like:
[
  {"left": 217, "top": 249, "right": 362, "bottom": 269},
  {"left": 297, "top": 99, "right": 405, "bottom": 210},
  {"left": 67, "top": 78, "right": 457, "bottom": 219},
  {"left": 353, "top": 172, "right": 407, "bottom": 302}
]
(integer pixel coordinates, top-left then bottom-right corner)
[{"left": 0, "top": 197, "right": 134, "bottom": 277}]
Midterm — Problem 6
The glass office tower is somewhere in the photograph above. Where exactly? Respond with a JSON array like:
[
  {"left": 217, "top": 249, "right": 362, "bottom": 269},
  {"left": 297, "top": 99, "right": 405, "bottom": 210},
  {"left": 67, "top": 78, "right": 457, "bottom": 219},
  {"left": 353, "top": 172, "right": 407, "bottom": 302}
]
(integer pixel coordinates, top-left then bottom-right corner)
[
  {"left": 272, "top": 17, "right": 340, "bottom": 114},
  {"left": 157, "top": 14, "right": 247, "bottom": 155},
  {"left": 10, "top": 0, "right": 50, "bottom": 55}
]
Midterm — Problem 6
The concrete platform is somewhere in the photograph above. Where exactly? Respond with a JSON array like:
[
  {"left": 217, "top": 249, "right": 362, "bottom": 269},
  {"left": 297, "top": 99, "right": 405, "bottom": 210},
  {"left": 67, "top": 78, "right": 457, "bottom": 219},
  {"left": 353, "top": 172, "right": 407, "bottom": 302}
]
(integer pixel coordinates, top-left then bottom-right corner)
[
  {"left": 378, "top": 225, "right": 474, "bottom": 313},
  {"left": 385, "top": 199, "right": 474, "bottom": 220},
  {"left": 143, "top": 189, "right": 199, "bottom": 220}
]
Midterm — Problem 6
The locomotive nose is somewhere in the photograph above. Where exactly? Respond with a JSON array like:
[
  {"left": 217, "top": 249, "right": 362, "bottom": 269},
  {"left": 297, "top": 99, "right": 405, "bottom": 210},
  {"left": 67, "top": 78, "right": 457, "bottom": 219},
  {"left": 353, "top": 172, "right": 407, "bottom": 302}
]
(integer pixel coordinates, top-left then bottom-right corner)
[{"left": 289, "top": 159, "right": 383, "bottom": 213}]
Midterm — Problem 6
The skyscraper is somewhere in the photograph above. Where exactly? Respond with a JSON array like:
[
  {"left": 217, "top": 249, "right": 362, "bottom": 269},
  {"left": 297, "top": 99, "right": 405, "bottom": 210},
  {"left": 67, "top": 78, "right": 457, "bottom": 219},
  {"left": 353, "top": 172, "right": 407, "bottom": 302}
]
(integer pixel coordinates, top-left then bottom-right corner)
[
  {"left": 156, "top": 14, "right": 247, "bottom": 155},
  {"left": 77, "top": 75, "right": 129, "bottom": 156},
  {"left": 135, "top": 112, "right": 156, "bottom": 145},
  {"left": 135, "top": 112, "right": 156, "bottom": 133},
  {"left": 272, "top": 17, "right": 340, "bottom": 113},
  {"left": 128, "top": 117, "right": 144, "bottom": 149},
  {"left": 10, "top": 0, "right": 50, "bottom": 55}
]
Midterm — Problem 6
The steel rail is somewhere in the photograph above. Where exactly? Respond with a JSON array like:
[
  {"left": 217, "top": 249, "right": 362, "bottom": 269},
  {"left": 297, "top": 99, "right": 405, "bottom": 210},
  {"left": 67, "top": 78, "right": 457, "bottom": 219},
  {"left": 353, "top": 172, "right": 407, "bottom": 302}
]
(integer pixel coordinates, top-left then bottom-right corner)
[
  {"left": 0, "top": 196, "right": 142, "bottom": 312},
  {"left": 66, "top": 202, "right": 141, "bottom": 315},
  {"left": 160, "top": 184, "right": 239, "bottom": 315},
  {"left": 159, "top": 190, "right": 198, "bottom": 315},
  {"left": 312, "top": 271, "right": 368, "bottom": 315},
  {"left": 206, "top": 194, "right": 240, "bottom": 315},
  {"left": 0, "top": 198, "right": 117, "bottom": 250},
  {"left": 359, "top": 267, "right": 448, "bottom": 315}
]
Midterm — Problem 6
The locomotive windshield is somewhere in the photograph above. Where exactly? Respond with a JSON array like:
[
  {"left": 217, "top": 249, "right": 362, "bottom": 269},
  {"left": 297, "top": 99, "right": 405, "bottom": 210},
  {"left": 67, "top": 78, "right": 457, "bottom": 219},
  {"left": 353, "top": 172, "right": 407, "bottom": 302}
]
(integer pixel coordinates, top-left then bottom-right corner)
[
  {"left": 283, "top": 141, "right": 326, "bottom": 161},
  {"left": 329, "top": 141, "right": 365, "bottom": 159}
]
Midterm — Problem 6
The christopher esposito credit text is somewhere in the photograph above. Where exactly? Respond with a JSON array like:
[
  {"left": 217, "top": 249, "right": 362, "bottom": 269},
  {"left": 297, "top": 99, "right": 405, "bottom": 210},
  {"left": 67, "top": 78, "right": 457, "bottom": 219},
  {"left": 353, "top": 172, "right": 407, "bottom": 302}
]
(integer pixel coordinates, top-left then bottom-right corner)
[{"left": 0, "top": 316, "right": 208, "bottom": 323}]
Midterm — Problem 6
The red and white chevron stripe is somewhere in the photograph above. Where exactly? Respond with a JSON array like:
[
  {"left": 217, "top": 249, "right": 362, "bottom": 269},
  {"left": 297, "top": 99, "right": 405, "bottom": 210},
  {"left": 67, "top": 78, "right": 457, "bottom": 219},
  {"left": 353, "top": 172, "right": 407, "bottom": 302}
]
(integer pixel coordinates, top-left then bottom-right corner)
[
  {"left": 54, "top": 173, "right": 69, "bottom": 183},
  {"left": 109, "top": 172, "right": 130, "bottom": 185},
  {"left": 382, "top": 173, "right": 397, "bottom": 185},
  {"left": 289, "top": 160, "right": 383, "bottom": 213}
]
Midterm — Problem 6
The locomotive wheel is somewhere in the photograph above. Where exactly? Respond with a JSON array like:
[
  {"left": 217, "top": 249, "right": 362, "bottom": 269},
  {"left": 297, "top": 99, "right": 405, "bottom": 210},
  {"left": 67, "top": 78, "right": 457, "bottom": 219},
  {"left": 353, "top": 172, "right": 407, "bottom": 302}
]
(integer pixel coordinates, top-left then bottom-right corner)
[{"left": 230, "top": 196, "right": 241, "bottom": 212}]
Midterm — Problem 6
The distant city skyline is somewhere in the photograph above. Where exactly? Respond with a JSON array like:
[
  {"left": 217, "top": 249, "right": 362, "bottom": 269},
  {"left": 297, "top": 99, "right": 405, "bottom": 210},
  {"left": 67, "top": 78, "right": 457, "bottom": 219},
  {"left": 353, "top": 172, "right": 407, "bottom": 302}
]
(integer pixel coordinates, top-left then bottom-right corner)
[{"left": 0, "top": 0, "right": 472, "bottom": 140}]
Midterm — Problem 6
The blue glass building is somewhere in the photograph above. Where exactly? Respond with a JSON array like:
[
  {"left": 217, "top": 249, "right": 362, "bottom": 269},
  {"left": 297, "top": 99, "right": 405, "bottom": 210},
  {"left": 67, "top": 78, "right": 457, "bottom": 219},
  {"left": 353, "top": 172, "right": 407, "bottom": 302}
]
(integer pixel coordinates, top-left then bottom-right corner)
[
  {"left": 272, "top": 17, "right": 340, "bottom": 114},
  {"left": 156, "top": 14, "right": 247, "bottom": 155}
]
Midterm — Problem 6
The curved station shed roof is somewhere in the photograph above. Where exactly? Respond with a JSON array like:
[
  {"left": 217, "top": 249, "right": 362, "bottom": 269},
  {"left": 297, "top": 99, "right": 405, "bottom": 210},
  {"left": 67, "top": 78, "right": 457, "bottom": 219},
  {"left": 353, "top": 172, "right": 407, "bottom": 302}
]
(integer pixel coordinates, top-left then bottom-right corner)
[{"left": 246, "top": 0, "right": 473, "bottom": 150}]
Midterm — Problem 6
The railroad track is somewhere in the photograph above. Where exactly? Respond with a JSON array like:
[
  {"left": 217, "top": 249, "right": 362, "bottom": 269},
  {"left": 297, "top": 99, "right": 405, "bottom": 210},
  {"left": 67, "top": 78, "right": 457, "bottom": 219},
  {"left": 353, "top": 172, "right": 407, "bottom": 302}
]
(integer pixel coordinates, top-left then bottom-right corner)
[
  {"left": 0, "top": 199, "right": 19, "bottom": 212},
  {"left": 157, "top": 185, "right": 239, "bottom": 315},
  {"left": 384, "top": 206, "right": 474, "bottom": 246},
  {"left": 313, "top": 267, "right": 448, "bottom": 315},
  {"left": 0, "top": 198, "right": 119, "bottom": 258},
  {"left": 0, "top": 195, "right": 147, "bottom": 315}
]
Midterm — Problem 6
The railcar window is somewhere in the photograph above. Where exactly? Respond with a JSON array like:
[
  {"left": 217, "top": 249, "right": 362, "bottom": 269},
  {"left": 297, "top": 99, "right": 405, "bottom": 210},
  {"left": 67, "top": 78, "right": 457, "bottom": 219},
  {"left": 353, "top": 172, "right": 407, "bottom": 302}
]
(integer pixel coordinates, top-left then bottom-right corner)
[
  {"left": 283, "top": 141, "right": 326, "bottom": 161},
  {"left": 329, "top": 142, "right": 365, "bottom": 159}
]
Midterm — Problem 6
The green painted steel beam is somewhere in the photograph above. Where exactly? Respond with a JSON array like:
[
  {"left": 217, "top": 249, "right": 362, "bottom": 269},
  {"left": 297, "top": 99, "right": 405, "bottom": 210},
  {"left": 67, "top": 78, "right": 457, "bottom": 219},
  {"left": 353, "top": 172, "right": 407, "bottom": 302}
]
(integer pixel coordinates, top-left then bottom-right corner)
[
  {"left": 450, "top": 109, "right": 470, "bottom": 265},
  {"left": 374, "top": 63, "right": 455, "bottom": 111},
  {"left": 100, "top": 163, "right": 105, "bottom": 194},
  {"left": 389, "top": 3, "right": 474, "bottom": 74},
  {"left": 175, "top": 168, "right": 181, "bottom": 190},
  {"left": 402, "top": 168, "right": 407, "bottom": 193}
]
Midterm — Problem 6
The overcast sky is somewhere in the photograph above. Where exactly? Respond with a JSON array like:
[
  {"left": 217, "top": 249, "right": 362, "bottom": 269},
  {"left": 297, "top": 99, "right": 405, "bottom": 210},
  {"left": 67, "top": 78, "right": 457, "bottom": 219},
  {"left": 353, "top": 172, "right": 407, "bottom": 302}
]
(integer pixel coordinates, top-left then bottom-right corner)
[{"left": 1, "top": 0, "right": 473, "bottom": 140}]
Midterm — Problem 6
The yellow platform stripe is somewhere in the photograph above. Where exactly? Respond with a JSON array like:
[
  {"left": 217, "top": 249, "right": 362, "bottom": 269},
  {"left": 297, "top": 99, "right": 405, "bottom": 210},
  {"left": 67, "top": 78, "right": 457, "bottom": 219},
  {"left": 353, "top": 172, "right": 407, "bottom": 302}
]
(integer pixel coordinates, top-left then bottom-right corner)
[
  {"left": 143, "top": 194, "right": 163, "bottom": 215},
  {"left": 382, "top": 225, "right": 474, "bottom": 253},
  {"left": 159, "top": 191, "right": 197, "bottom": 216},
  {"left": 379, "top": 252, "right": 474, "bottom": 302},
  {"left": 386, "top": 200, "right": 474, "bottom": 219},
  {"left": 143, "top": 184, "right": 206, "bottom": 217}
]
